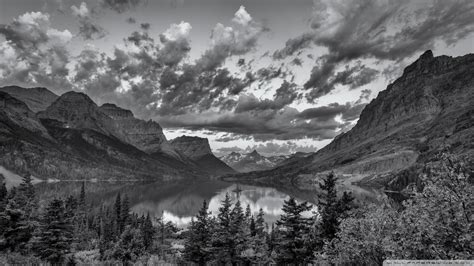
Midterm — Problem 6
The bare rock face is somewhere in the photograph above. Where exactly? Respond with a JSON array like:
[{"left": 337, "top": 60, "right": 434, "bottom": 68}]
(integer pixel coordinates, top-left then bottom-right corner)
[
  {"left": 38, "top": 91, "right": 118, "bottom": 137},
  {"left": 99, "top": 103, "right": 179, "bottom": 157},
  {"left": 0, "top": 86, "right": 58, "bottom": 112},
  {"left": 230, "top": 51, "right": 474, "bottom": 189},
  {"left": 171, "top": 136, "right": 235, "bottom": 175},
  {"left": 0, "top": 92, "right": 51, "bottom": 140},
  {"left": 170, "top": 136, "right": 213, "bottom": 159}
]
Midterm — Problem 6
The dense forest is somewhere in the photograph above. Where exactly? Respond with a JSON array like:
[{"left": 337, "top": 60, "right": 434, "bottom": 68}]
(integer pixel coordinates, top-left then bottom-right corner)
[{"left": 0, "top": 152, "right": 472, "bottom": 265}]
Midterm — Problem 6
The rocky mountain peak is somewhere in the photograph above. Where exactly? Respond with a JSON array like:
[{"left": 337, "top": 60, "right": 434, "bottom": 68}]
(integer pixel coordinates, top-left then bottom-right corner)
[
  {"left": 0, "top": 86, "right": 58, "bottom": 112},
  {"left": 99, "top": 103, "right": 134, "bottom": 120},
  {"left": 170, "top": 136, "right": 212, "bottom": 159}
]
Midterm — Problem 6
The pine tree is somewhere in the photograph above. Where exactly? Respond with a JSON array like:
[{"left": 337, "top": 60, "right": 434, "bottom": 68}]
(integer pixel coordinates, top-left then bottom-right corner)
[
  {"left": 141, "top": 213, "right": 154, "bottom": 250},
  {"left": 111, "top": 226, "right": 145, "bottom": 263},
  {"left": 1, "top": 175, "right": 38, "bottom": 252},
  {"left": 319, "top": 172, "right": 354, "bottom": 243},
  {"left": 211, "top": 193, "right": 233, "bottom": 263},
  {"left": 183, "top": 200, "right": 213, "bottom": 264},
  {"left": 78, "top": 182, "right": 86, "bottom": 207},
  {"left": 275, "top": 197, "right": 314, "bottom": 264},
  {"left": 34, "top": 198, "right": 74, "bottom": 264},
  {"left": 245, "top": 204, "right": 251, "bottom": 222},
  {"left": 255, "top": 208, "right": 266, "bottom": 236},
  {"left": 114, "top": 193, "right": 122, "bottom": 232},
  {"left": 249, "top": 216, "right": 256, "bottom": 236},
  {"left": 0, "top": 181, "right": 6, "bottom": 202},
  {"left": 121, "top": 194, "right": 130, "bottom": 232},
  {"left": 229, "top": 200, "right": 247, "bottom": 263}
]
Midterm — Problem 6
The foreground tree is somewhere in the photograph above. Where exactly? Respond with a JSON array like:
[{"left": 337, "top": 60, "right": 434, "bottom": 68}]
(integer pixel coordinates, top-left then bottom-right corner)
[
  {"left": 33, "top": 198, "right": 74, "bottom": 264},
  {"left": 183, "top": 200, "right": 213, "bottom": 264},
  {"left": 275, "top": 197, "right": 314, "bottom": 264}
]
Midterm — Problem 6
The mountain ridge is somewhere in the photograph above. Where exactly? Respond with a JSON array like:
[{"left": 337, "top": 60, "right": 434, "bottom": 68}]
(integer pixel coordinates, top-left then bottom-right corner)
[{"left": 223, "top": 51, "right": 474, "bottom": 191}]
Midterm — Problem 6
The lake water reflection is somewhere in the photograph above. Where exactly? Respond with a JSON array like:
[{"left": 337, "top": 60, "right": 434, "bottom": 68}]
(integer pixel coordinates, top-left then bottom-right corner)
[{"left": 35, "top": 179, "right": 385, "bottom": 228}]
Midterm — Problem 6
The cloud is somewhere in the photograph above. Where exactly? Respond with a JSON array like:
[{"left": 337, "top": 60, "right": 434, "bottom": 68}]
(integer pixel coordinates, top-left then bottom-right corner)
[
  {"left": 275, "top": 0, "right": 474, "bottom": 100},
  {"left": 140, "top": 23, "right": 150, "bottom": 30},
  {"left": 195, "top": 5, "right": 267, "bottom": 72},
  {"left": 71, "top": 2, "right": 106, "bottom": 40},
  {"left": 305, "top": 61, "right": 379, "bottom": 100},
  {"left": 101, "top": 0, "right": 144, "bottom": 13},
  {"left": 0, "top": 11, "right": 72, "bottom": 90},
  {"left": 232, "top": 6, "right": 252, "bottom": 26},
  {"left": 126, "top": 17, "right": 136, "bottom": 24}
]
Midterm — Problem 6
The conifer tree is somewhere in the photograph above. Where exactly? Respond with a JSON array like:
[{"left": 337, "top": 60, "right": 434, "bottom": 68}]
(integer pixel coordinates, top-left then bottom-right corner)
[
  {"left": 141, "top": 213, "right": 154, "bottom": 250},
  {"left": 34, "top": 198, "right": 74, "bottom": 264},
  {"left": 211, "top": 193, "right": 233, "bottom": 263},
  {"left": 183, "top": 200, "right": 213, "bottom": 264},
  {"left": 114, "top": 193, "right": 122, "bottom": 232},
  {"left": 78, "top": 182, "right": 86, "bottom": 207},
  {"left": 244, "top": 204, "right": 251, "bottom": 222},
  {"left": 275, "top": 197, "right": 314, "bottom": 264},
  {"left": 319, "top": 172, "right": 354, "bottom": 242},
  {"left": 229, "top": 200, "right": 247, "bottom": 263},
  {"left": 121, "top": 194, "right": 130, "bottom": 232}
]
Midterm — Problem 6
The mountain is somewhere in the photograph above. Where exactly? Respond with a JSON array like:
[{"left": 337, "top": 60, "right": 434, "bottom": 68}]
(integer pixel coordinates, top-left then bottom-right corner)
[
  {"left": 0, "top": 89, "right": 202, "bottom": 181},
  {"left": 99, "top": 103, "right": 180, "bottom": 158},
  {"left": 0, "top": 86, "right": 58, "bottom": 112},
  {"left": 170, "top": 136, "right": 235, "bottom": 176},
  {"left": 221, "top": 150, "right": 288, "bottom": 172},
  {"left": 225, "top": 51, "right": 474, "bottom": 191}
]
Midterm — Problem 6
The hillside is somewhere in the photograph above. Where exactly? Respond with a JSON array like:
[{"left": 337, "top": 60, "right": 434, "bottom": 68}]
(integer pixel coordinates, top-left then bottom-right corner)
[{"left": 224, "top": 51, "right": 474, "bottom": 190}]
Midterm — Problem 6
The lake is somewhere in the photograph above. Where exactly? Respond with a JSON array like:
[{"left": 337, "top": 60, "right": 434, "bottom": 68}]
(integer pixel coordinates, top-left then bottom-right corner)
[{"left": 33, "top": 178, "right": 388, "bottom": 227}]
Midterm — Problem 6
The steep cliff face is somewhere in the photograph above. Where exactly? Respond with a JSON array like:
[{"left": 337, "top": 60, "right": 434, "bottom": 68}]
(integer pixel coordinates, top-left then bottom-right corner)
[
  {"left": 99, "top": 103, "right": 179, "bottom": 158},
  {"left": 0, "top": 86, "right": 58, "bottom": 112},
  {"left": 170, "top": 136, "right": 235, "bottom": 175},
  {"left": 170, "top": 136, "right": 213, "bottom": 159},
  {"left": 228, "top": 51, "right": 474, "bottom": 189}
]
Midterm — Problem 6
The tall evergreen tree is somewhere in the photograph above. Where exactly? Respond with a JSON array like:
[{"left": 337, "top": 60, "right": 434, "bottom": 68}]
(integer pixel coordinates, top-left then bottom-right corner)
[
  {"left": 121, "top": 194, "right": 130, "bottom": 232},
  {"left": 78, "top": 182, "right": 86, "bottom": 207},
  {"left": 229, "top": 200, "right": 247, "bottom": 263},
  {"left": 211, "top": 193, "right": 233, "bottom": 263},
  {"left": 141, "top": 213, "right": 154, "bottom": 251},
  {"left": 319, "top": 172, "right": 354, "bottom": 243},
  {"left": 275, "top": 197, "right": 314, "bottom": 264},
  {"left": 33, "top": 198, "right": 74, "bottom": 264},
  {"left": 183, "top": 200, "right": 213, "bottom": 264},
  {"left": 114, "top": 193, "right": 122, "bottom": 232}
]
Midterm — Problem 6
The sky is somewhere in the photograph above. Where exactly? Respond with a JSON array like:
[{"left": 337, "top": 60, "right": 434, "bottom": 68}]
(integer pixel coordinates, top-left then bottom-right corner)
[{"left": 0, "top": 0, "right": 473, "bottom": 157}]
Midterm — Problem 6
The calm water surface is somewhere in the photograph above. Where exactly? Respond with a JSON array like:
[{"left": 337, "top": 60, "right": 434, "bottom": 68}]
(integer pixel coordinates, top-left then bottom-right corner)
[{"left": 34, "top": 179, "right": 386, "bottom": 227}]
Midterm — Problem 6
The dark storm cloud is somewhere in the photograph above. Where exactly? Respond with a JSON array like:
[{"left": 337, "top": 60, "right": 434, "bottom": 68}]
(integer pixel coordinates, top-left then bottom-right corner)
[
  {"left": 272, "top": 33, "right": 314, "bottom": 59},
  {"left": 305, "top": 61, "right": 379, "bottom": 100},
  {"left": 275, "top": 0, "right": 474, "bottom": 100},
  {"left": 234, "top": 81, "right": 298, "bottom": 113},
  {"left": 101, "top": 0, "right": 145, "bottom": 13}
]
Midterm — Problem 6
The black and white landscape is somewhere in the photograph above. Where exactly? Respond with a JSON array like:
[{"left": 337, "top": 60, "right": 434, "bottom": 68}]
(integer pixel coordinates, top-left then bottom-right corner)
[{"left": 0, "top": 0, "right": 473, "bottom": 265}]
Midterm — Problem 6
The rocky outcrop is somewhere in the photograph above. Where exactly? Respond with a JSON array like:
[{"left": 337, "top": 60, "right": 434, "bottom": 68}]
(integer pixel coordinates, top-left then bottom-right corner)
[
  {"left": 170, "top": 136, "right": 213, "bottom": 159},
  {"left": 227, "top": 51, "right": 474, "bottom": 190},
  {"left": 0, "top": 86, "right": 58, "bottom": 112},
  {"left": 171, "top": 136, "right": 235, "bottom": 175},
  {"left": 99, "top": 103, "right": 179, "bottom": 157}
]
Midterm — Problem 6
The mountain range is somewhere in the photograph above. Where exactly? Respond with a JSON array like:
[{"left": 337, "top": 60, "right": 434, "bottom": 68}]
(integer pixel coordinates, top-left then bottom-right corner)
[
  {"left": 220, "top": 150, "right": 311, "bottom": 173},
  {"left": 224, "top": 51, "right": 474, "bottom": 192},
  {"left": 0, "top": 87, "right": 234, "bottom": 181}
]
